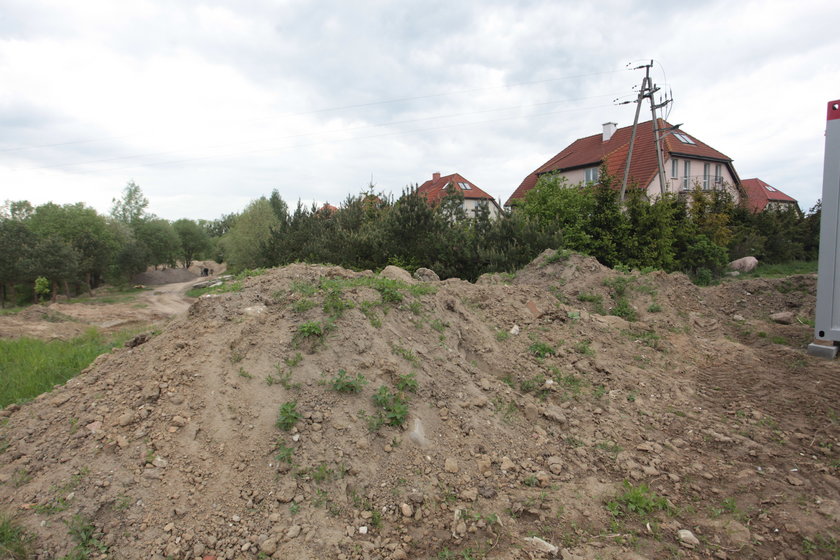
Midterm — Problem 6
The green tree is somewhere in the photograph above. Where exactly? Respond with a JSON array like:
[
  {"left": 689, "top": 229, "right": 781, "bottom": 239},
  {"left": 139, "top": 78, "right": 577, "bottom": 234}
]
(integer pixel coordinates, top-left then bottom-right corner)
[
  {"left": 0, "top": 216, "right": 37, "bottom": 306},
  {"left": 110, "top": 181, "right": 150, "bottom": 225},
  {"left": 172, "top": 219, "right": 211, "bottom": 269},
  {"left": 220, "top": 197, "right": 280, "bottom": 271},
  {"left": 134, "top": 219, "right": 181, "bottom": 269}
]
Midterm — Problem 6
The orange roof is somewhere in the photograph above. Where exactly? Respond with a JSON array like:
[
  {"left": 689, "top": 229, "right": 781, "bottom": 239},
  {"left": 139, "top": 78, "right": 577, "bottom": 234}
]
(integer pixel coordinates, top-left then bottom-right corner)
[
  {"left": 741, "top": 178, "right": 798, "bottom": 212},
  {"left": 505, "top": 119, "right": 736, "bottom": 206},
  {"left": 417, "top": 172, "right": 497, "bottom": 205}
]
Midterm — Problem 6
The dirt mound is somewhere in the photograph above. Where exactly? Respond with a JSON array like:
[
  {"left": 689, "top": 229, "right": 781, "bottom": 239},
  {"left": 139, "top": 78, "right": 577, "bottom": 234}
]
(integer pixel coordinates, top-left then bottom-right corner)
[{"left": 1, "top": 253, "right": 837, "bottom": 559}]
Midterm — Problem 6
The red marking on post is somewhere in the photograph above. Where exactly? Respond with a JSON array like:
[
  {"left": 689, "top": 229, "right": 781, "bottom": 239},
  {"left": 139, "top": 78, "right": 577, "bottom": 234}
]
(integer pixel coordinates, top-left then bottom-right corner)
[{"left": 829, "top": 100, "right": 840, "bottom": 121}]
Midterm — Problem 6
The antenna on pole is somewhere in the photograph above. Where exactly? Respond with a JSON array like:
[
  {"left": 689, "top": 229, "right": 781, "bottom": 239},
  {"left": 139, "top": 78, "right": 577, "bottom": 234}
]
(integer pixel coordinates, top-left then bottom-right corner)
[{"left": 618, "top": 61, "right": 672, "bottom": 202}]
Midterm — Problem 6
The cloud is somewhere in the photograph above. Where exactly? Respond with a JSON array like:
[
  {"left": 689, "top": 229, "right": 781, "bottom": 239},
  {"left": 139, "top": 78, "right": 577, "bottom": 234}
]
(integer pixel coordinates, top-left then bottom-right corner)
[{"left": 1, "top": 0, "right": 838, "bottom": 219}]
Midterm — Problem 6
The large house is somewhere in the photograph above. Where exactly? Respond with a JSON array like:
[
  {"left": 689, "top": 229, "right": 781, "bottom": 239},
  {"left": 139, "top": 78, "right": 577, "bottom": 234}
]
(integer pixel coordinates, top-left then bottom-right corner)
[
  {"left": 417, "top": 172, "right": 502, "bottom": 219},
  {"left": 741, "top": 178, "right": 800, "bottom": 213},
  {"left": 505, "top": 119, "right": 742, "bottom": 208}
]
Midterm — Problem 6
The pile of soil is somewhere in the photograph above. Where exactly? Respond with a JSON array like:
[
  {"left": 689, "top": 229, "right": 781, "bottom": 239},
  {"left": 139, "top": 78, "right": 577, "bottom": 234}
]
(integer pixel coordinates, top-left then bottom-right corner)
[{"left": 0, "top": 251, "right": 837, "bottom": 559}]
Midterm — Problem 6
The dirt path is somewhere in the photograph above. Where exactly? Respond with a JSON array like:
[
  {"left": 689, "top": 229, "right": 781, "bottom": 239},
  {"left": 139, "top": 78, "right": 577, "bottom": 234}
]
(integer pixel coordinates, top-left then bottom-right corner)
[{"left": 0, "top": 277, "right": 202, "bottom": 340}]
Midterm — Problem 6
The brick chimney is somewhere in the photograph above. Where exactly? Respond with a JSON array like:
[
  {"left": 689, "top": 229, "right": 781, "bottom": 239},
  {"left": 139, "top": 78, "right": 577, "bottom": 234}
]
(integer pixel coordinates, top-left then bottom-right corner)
[
  {"left": 433, "top": 172, "right": 441, "bottom": 181},
  {"left": 602, "top": 122, "right": 617, "bottom": 142}
]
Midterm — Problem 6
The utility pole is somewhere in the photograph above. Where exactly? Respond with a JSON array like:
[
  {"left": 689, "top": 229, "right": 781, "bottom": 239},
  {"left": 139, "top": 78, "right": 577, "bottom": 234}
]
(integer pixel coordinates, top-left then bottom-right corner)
[{"left": 618, "top": 61, "right": 671, "bottom": 202}]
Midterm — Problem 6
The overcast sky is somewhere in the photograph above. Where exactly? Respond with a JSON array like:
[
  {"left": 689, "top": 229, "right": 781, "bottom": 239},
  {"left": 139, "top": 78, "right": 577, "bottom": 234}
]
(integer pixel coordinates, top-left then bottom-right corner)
[{"left": 1, "top": 0, "right": 838, "bottom": 221}]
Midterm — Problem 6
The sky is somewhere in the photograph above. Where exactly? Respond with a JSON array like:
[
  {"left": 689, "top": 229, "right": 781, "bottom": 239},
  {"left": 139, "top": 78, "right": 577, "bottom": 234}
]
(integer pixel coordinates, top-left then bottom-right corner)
[{"left": 1, "top": 0, "right": 838, "bottom": 221}]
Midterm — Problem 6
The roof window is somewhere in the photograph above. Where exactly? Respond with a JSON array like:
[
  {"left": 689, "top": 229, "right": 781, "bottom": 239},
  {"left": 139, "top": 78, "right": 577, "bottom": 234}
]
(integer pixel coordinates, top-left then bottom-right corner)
[
  {"left": 459, "top": 182, "right": 472, "bottom": 190},
  {"left": 765, "top": 185, "right": 776, "bottom": 191},
  {"left": 674, "top": 133, "right": 696, "bottom": 145}
]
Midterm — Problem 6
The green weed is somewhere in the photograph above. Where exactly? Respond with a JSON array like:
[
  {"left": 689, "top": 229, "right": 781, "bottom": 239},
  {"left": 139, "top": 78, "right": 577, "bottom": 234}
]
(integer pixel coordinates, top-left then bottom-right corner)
[
  {"left": 610, "top": 298, "right": 637, "bottom": 321},
  {"left": 291, "top": 298, "right": 316, "bottom": 312},
  {"left": 495, "top": 329, "right": 510, "bottom": 341},
  {"left": 606, "top": 481, "right": 669, "bottom": 518},
  {"left": 647, "top": 303, "right": 662, "bottom": 313},
  {"left": 396, "top": 373, "right": 418, "bottom": 393},
  {"left": 391, "top": 344, "right": 419, "bottom": 366},
  {"left": 330, "top": 369, "right": 367, "bottom": 393},
  {"left": 276, "top": 401, "right": 301, "bottom": 431},
  {"left": 275, "top": 443, "right": 295, "bottom": 464}
]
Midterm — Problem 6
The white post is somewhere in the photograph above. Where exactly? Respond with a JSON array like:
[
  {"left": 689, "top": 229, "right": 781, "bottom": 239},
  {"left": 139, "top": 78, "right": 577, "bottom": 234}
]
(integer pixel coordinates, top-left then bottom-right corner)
[{"left": 809, "top": 99, "right": 840, "bottom": 358}]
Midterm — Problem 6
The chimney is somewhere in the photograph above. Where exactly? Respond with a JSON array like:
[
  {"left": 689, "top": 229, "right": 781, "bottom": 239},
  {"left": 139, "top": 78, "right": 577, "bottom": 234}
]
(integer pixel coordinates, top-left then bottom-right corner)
[
  {"left": 433, "top": 172, "right": 441, "bottom": 181},
  {"left": 602, "top": 122, "right": 617, "bottom": 142}
]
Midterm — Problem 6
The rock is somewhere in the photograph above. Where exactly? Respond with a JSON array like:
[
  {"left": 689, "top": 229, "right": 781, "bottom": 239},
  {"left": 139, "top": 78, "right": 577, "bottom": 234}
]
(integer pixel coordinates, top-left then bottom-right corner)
[
  {"left": 523, "top": 536, "right": 559, "bottom": 556},
  {"left": 276, "top": 479, "right": 297, "bottom": 503},
  {"left": 478, "top": 486, "right": 497, "bottom": 499},
  {"left": 523, "top": 403, "right": 539, "bottom": 423},
  {"left": 547, "top": 457, "right": 564, "bottom": 475},
  {"left": 786, "top": 474, "right": 805, "bottom": 486},
  {"left": 260, "top": 538, "right": 278, "bottom": 555},
  {"left": 459, "top": 488, "right": 478, "bottom": 502},
  {"left": 358, "top": 526, "right": 368, "bottom": 535},
  {"left": 541, "top": 406, "right": 567, "bottom": 425},
  {"left": 118, "top": 413, "right": 134, "bottom": 427},
  {"left": 678, "top": 529, "right": 700, "bottom": 547},
  {"left": 380, "top": 266, "right": 414, "bottom": 284},
  {"left": 509, "top": 325, "right": 520, "bottom": 336},
  {"left": 732, "top": 314, "right": 745, "bottom": 322},
  {"left": 413, "top": 268, "right": 440, "bottom": 282},
  {"left": 142, "top": 383, "right": 160, "bottom": 401},
  {"left": 728, "top": 256, "right": 758, "bottom": 273},
  {"left": 770, "top": 311, "right": 795, "bottom": 325},
  {"left": 500, "top": 456, "right": 516, "bottom": 471},
  {"left": 444, "top": 458, "right": 459, "bottom": 473},
  {"left": 171, "top": 416, "right": 187, "bottom": 427},
  {"left": 286, "top": 525, "right": 302, "bottom": 539},
  {"left": 400, "top": 503, "right": 413, "bottom": 517},
  {"left": 86, "top": 421, "right": 103, "bottom": 434}
]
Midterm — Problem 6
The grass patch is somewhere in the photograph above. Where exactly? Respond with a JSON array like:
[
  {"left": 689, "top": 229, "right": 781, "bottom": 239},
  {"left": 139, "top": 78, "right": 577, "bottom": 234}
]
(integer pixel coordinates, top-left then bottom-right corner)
[
  {"left": 0, "top": 328, "right": 142, "bottom": 409},
  {"left": 528, "top": 341, "right": 555, "bottom": 358},
  {"left": 741, "top": 261, "right": 818, "bottom": 278},
  {"left": 0, "top": 512, "right": 34, "bottom": 559}
]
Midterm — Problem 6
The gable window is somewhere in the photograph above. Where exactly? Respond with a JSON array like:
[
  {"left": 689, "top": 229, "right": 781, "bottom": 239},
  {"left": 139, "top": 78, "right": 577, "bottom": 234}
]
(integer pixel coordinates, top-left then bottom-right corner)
[
  {"left": 683, "top": 161, "right": 691, "bottom": 189},
  {"left": 584, "top": 167, "right": 598, "bottom": 183},
  {"left": 703, "top": 163, "right": 710, "bottom": 190},
  {"left": 671, "top": 159, "right": 678, "bottom": 178}
]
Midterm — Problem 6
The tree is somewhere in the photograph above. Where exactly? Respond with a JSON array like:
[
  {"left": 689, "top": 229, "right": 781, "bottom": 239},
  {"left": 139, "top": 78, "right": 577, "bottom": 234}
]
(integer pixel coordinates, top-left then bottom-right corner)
[
  {"left": 220, "top": 198, "right": 281, "bottom": 271},
  {"left": 0, "top": 217, "right": 37, "bottom": 306},
  {"left": 110, "top": 181, "right": 150, "bottom": 225},
  {"left": 172, "top": 219, "right": 211, "bottom": 269},
  {"left": 136, "top": 219, "right": 181, "bottom": 269}
]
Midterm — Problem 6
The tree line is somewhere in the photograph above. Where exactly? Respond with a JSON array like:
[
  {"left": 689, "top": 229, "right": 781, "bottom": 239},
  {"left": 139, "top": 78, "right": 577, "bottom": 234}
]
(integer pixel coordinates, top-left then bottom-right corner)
[
  {"left": 0, "top": 182, "right": 213, "bottom": 306},
  {"left": 1, "top": 172, "right": 820, "bottom": 306},
  {"left": 220, "top": 172, "right": 819, "bottom": 285}
]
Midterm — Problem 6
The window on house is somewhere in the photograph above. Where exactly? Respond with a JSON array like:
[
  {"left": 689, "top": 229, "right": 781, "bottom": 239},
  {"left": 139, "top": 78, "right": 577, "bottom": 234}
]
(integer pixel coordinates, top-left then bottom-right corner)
[
  {"left": 714, "top": 164, "right": 722, "bottom": 185},
  {"left": 683, "top": 161, "right": 691, "bottom": 189},
  {"left": 671, "top": 159, "right": 678, "bottom": 178},
  {"left": 703, "top": 163, "right": 710, "bottom": 190},
  {"left": 765, "top": 185, "right": 776, "bottom": 192},
  {"left": 674, "top": 133, "right": 696, "bottom": 145},
  {"left": 458, "top": 182, "right": 471, "bottom": 190},
  {"left": 584, "top": 167, "right": 598, "bottom": 183}
]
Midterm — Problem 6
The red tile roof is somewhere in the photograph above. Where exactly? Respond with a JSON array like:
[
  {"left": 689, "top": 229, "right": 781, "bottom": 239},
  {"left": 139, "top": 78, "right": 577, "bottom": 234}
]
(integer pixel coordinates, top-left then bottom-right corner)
[
  {"left": 505, "top": 119, "right": 736, "bottom": 206},
  {"left": 741, "top": 178, "right": 798, "bottom": 212},
  {"left": 417, "top": 172, "right": 498, "bottom": 205}
]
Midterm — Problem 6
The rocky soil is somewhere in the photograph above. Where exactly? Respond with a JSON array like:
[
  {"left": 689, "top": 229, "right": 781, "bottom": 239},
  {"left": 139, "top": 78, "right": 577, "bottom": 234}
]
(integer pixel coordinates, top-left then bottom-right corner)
[{"left": 0, "top": 251, "right": 837, "bottom": 559}]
